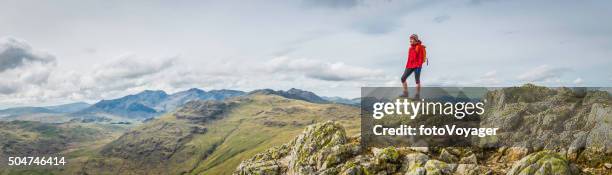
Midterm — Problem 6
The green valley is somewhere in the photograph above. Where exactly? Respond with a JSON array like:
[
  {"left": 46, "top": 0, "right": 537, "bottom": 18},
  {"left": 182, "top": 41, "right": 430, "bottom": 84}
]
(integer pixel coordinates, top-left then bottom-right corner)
[{"left": 74, "top": 94, "right": 359, "bottom": 175}]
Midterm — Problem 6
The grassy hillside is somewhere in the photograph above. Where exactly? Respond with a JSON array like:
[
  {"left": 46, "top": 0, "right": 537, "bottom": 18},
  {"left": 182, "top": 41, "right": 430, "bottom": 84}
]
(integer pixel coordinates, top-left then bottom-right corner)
[
  {"left": 79, "top": 94, "right": 360, "bottom": 175},
  {"left": 0, "top": 121, "right": 130, "bottom": 175}
]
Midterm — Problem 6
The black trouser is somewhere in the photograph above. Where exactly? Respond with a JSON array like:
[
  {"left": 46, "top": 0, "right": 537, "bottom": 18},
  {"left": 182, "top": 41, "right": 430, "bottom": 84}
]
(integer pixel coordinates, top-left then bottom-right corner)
[{"left": 401, "top": 68, "right": 421, "bottom": 84}]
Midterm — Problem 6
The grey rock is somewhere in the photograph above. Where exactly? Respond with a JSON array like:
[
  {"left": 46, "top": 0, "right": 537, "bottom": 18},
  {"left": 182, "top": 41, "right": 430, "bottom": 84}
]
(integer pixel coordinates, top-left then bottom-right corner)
[
  {"left": 424, "top": 159, "right": 453, "bottom": 175},
  {"left": 459, "top": 154, "right": 478, "bottom": 164},
  {"left": 507, "top": 151, "right": 573, "bottom": 175},
  {"left": 455, "top": 164, "right": 492, "bottom": 175},
  {"left": 405, "top": 167, "right": 425, "bottom": 175},
  {"left": 439, "top": 149, "right": 458, "bottom": 163}
]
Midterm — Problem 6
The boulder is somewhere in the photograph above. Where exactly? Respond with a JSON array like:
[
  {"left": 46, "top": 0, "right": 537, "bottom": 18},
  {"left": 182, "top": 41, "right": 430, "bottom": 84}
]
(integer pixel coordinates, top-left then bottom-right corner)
[
  {"left": 438, "top": 149, "right": 458, "bottom": 163},
  {"left": 424, "top": 159, "right": 453, "bottom": 175},
  {"left": 459, "top": 154, "right": 478, "bottom": 164},
  {"left": 455, "top": 164, "right": 492, "bottom": 175},
  {"left": 506, "top": 151, "right": 576, "bottom": 175},
  {"left": 233, "top": 144, "right": 290, "bottom": 175},
  {"left": 287, "top": 121, "right": 351, "bottom": 174},
  {"left": 235, "top": 121, "right": 355, "bottom": 175},
  {"left": 371, "top": 147, "right": 402, "bottom": 174}
]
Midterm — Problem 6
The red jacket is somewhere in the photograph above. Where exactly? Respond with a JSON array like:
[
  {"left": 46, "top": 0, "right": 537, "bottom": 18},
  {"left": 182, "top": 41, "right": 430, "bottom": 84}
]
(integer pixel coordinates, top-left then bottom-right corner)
[{"left": 406, "top": 42, "right": 426, "bottom": 68}]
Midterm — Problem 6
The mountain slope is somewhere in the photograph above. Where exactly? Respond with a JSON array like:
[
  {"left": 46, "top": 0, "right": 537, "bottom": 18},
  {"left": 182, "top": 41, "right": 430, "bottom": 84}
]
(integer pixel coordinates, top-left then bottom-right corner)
[
  {"left": 158, "top": 88, "right": 245, "bottom": 112},
  {"left": 0, "top": 107, "right": 56, "bottom": 118},
  {"left": 75, "top": 90, "right": 168, "bottom": 119},
  {"left": 45, "top": 102, "right": 91, "bottom": 113},
  {"left": 249, "top": 88, "right": 329, "bottom": 104},
  {"left": 78, "top": 94, "right": 359, "bottom": 175},
  {"left": 0, "top": 121, "right": 129, "bottom": 175}
]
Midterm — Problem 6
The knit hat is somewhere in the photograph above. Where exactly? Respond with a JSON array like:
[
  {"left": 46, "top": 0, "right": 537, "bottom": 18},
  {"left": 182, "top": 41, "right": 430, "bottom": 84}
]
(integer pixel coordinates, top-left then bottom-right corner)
[{"left": 410, "top": 34, "right": 419, "bottom": 41}]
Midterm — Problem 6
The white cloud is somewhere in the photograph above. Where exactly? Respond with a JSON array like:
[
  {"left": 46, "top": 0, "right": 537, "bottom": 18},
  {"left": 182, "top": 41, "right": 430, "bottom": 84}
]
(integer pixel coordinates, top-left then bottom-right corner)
[
  {"left": 1, "top": 41, "right": 391, "bottom": 107},
  {"left": 476, "top": 70, "right": 502, "bottom": 85},
  {"left": 573, "top": 77, "right": 583, "bottom": 84},
  {"left": 483, "top": 70, "right": 496, "bottom": 77},
  {"left": 0, "top": 38, "right": 183, "bottom": 106},
  {"left": 265, "top": 56, "right": 384, "bottom": 81},
  {"left": 71, "top": 54, "right": 181, "bottom": 100},
  {"left": 0, "top": 62, "right": 57, "bottom": 104},
  {"left": 0, "top": 38, "right": 57, "bottom": 96},
  {"left": 91, "top": 54, "right": 175, "bottom": 83},
  {"left": 423, "top": 70, "right": 505, "bottom": 87},
  {"left": 517, "top": 65, "right": 569, "bottom": 82},
  {"left": 0, "top": 80, "right": 19, "bottom": 94}
]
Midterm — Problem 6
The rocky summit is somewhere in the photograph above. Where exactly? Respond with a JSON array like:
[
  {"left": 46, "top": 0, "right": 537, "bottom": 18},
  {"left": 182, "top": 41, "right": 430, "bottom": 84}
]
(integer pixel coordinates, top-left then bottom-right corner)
[
  {"left": 234, "top": 121, "right": 587, "bottom": 175},
  {"left": 236, "top": 85, "right": 611, "bottom": 175}
]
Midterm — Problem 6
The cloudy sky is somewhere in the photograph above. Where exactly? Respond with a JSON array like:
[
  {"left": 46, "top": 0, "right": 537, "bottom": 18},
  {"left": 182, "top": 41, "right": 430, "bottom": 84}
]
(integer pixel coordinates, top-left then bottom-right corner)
[{"left": 1, "top": 0, "right": 611, "bottom": 108}]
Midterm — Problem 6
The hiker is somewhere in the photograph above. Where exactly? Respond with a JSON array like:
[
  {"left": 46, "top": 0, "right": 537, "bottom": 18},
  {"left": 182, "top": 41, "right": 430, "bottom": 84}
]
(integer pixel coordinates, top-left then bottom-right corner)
[{"left": 401, "top": 34, "right": 426, "bottom": 97}]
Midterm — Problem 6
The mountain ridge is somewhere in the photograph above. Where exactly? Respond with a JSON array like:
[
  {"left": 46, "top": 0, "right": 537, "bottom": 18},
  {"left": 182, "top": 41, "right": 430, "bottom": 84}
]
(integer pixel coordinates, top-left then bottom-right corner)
[
  {"left": 249, "top": 88, "right": 329, "bottom": 104},
  {"left": 73, "top": 88, "right": 246, "bottom": 120},
  {"left": 2, "top": 87, "right": 337, "bottom": 122}
]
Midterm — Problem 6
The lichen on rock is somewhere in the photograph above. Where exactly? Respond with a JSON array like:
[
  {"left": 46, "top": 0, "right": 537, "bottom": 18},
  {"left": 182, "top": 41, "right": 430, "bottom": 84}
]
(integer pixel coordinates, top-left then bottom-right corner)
[
  {"left": 288, "top": 121, "right": 352, "bottom": 174},
  {"left": 507, "top": 151, "right": 576, "bottom": 175}
]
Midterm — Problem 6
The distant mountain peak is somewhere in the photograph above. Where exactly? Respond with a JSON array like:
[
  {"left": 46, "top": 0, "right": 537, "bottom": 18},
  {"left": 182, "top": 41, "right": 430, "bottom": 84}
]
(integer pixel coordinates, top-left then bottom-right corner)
[
  {"left": 186, "top": 88, "right": 205, "bottom": 93},
  {"left": 209, "top": 89, "right": 243, "bottom": 93},
  {"left": 136, "top": 90, "right": 168, "bottom": 96},
  {"left": 249, "top": 88, "right": 328, "bottom": 104},
  {"left": 287, "top": 88, "right": 309, "bottom": 93}
]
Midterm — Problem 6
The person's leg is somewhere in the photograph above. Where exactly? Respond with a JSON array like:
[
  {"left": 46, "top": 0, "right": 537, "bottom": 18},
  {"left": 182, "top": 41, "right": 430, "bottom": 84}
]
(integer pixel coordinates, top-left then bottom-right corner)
[
  {"left": 401, "top": 68, "right": 415, "bottom": 96},
  {"left": 415, "top": 68, "right": 422, "bottom": 97}
]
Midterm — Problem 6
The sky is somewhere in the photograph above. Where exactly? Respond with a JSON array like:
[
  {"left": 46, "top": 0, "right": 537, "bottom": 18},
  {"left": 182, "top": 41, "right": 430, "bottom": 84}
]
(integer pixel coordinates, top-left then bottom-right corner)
[{"left": 1, "top": 0, "right": 611, "bottom": 108}]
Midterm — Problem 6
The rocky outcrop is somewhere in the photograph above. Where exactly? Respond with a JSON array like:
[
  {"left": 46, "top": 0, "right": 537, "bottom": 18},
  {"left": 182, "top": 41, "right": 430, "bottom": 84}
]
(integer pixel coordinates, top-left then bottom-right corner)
[
  {"left": 233, "top": 144, "right": 290, "bottom": 175},
  {"left": 235, "top": 121, "right": 601, "bottom": 174},
  {"left": 234, "top": 121, "right": 360, "bottom": 175},
  {"left": 507, "top": 151, "right": 579, "bottom": 175},
  {"left": 287, "top": 121, "right": 356, "bottom": 174},
  {"left": 235, "top": 121, "right": 496, "bottom": 175},
  {"left": 481, "top": 84, "right": 611, "bottom": 168},
  {"left": 236, "top": 85, "right": 612, "bottom": 175}
]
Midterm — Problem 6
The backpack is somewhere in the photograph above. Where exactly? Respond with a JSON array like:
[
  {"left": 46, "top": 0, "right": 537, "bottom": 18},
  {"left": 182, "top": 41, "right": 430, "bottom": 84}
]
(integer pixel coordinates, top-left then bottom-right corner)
[{"left": 418, "top": 45, "right": 428, "bottom": 65}]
